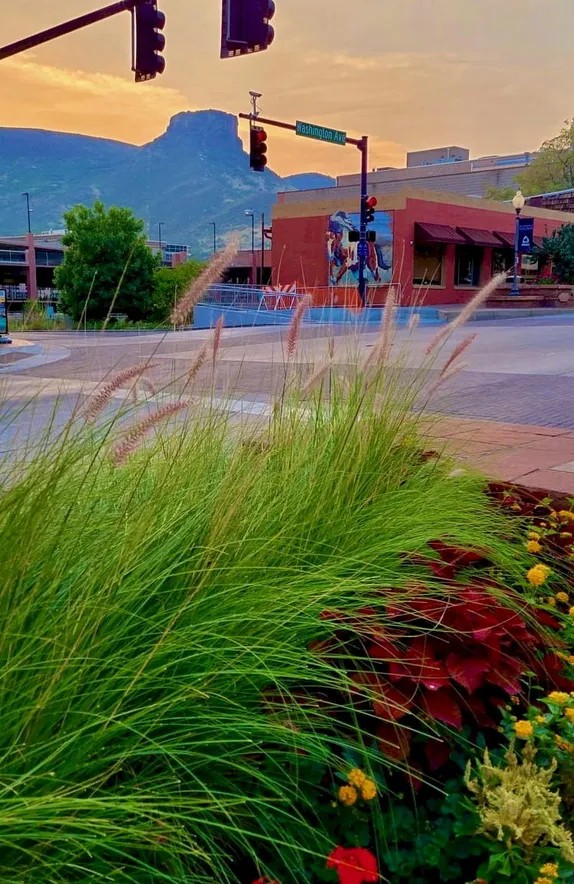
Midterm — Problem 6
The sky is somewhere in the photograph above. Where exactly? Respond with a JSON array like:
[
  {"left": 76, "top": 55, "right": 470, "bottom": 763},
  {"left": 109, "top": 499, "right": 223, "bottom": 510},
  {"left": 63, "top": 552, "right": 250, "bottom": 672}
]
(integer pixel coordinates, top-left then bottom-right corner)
[{"left": 1, "top": 0, "right": 574, "bottom": 177}]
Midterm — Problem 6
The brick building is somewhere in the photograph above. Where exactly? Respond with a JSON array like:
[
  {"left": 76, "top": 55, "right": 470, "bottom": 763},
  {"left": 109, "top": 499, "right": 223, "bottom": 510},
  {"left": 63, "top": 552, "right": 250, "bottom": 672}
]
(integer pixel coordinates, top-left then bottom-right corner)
[{"left": 271, "top": 189, "right": 573, "bottom": 306}]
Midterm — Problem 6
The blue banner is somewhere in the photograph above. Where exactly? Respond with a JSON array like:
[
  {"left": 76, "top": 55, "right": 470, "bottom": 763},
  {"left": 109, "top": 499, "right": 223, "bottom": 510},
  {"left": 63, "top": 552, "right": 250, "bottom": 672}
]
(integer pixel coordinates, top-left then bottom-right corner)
[
  {"left": 0, "top": 291, "right": 7, "bottom": 335},
  {"left": 518, "top": 217, "right": 534, "bottom": 254}
]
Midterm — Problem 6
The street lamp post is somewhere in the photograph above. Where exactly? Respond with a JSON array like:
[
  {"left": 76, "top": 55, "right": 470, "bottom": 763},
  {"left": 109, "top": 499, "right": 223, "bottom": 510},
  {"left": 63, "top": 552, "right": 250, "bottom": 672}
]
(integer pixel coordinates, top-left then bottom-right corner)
[
  {"left": 510, "top": 190, "right": 525, "bottom": 296},
  {"left": 260, "top": 212, "right": 266, "bottom": 286},
  {"left": 22, "top": 192, "right": 32, "bottom": 233},
  {"left": 245, "top": 210, "right": 255, "bottom": 285},
  {"left": 211, "top": 222, "right": 217, "bottom": 255}
]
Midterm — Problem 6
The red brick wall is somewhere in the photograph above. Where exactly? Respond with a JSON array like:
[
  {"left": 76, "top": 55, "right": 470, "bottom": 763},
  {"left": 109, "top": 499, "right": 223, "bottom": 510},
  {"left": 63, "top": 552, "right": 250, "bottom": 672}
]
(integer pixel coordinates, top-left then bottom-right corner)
[{"left": 271, "top": 197, "right": 566, "bottom": 305}]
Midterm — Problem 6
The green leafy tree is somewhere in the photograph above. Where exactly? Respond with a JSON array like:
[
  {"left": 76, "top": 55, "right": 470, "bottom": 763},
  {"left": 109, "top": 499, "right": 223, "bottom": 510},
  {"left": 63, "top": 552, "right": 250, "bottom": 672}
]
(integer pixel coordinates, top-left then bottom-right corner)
[
  {"left": 152, "top": 258, "right": 206, "bottom": 323},
  {"left": 535, "top": 223, "right": 574, "bottom": 283},
  {"left": 484, "top": 185, "right": 518, "bottom": 202},
  {"left": 55, "top": 201, "right": 158, "bottom": 321},
  {"left": 517, "top": 118, "right": 574, "bottom": 196}
]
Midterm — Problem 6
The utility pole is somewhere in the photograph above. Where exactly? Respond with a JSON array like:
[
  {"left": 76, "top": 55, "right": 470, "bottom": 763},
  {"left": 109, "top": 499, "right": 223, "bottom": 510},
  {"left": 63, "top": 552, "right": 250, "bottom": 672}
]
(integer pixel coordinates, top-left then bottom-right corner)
[
  {"left": 22, "top": 192, "right": 32, "bottom": 234},
  {"left": 211, "top": 222, "right": 217, "bottom": 255},
  {"left": 260, "top": 212, "right": 266, "bottom": 285},
  {"left": 357, "top": 136, "right": 369, "bottom": 306}
]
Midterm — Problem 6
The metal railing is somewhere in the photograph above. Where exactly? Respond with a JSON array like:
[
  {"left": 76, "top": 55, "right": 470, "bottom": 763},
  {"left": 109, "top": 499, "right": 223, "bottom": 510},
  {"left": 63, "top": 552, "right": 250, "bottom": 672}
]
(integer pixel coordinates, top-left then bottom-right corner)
[{"left": 2, "top": 286, "right": 60, "bottom": 302}]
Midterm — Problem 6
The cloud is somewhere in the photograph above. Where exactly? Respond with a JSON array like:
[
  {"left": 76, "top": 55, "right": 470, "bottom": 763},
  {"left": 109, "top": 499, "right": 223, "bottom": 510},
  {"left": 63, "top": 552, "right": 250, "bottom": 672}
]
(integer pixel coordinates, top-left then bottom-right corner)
[{"left": 0, "top": 56, "right": 188, "bottom": 144}]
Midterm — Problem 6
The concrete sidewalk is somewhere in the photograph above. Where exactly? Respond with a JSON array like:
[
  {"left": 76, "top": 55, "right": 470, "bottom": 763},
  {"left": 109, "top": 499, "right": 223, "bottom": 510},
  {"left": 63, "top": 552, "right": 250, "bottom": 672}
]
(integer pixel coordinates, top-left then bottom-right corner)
[{"left": 427, "top": 417, "right": 574, "bottom": 494}]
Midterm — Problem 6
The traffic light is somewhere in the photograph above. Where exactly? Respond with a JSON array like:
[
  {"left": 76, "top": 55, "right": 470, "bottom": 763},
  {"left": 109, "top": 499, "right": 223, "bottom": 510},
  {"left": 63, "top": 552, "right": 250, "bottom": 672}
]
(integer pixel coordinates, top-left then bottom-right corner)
[
  {"left": 250, "top": 126, "right": 268, "bottom": 171},
  {"left": 221, "top": 0, "right": 275, "bottom": 58},
  {"left": 133, "top": 0, "right": 166, "bottom": 82},
  {"left": 365, "top": 196, "right": 377, "bottom": 225}
]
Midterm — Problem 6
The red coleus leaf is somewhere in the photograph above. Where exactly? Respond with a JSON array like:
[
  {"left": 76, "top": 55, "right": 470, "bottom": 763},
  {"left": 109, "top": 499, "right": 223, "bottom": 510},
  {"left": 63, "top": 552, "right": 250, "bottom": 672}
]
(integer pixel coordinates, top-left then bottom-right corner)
[
  {"left": 536, "top": 653, "right": 574, "bottom": 692},
  {"left": 422, "top": 688, "right": 463, "bottom": 730},
  {"left": 428, "top": 540, "right": 487, "bottom": 568},
  {"left": 326, "top": 847, "right": 378, "bottom": 884},
  {"left": 372, "top": 681, "right": 415, "bottom": 721},
  {"left": 424, "top": 738, "right": 451, "bottom": 771},
  {"left": 484, "top": 655, "right": 523, "bottom": 695},
  {"left": 464, "top": 694, "right": 497, "bottom": 729},
  {"left": 404, "top": 762, "right": 423, "bottom": 792},
  {"left": 367, "top": 635, "right": 401, "bottom": 661},
  {"left": 445, "top": 652, "right": 490, "bottom": 694},
  {"left": 376, "top": 723, "right": 411, "bottom": 760},
  {"left": 388, "top": 637, "right": 448, "bottom": 691}
]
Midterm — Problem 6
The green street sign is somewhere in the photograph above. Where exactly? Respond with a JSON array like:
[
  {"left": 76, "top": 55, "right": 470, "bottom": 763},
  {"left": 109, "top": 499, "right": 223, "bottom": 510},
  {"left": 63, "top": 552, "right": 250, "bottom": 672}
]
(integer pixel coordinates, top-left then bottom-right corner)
[{"left": 295, "top": 120, "right": 347, "bottom": 146}]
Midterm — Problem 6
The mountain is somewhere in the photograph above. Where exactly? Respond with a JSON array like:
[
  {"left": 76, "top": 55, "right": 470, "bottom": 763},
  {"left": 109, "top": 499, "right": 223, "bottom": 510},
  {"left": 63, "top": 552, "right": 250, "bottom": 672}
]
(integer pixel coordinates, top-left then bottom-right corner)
[{"left": 0, "top": 110, "right": 335, "bottom": 255}]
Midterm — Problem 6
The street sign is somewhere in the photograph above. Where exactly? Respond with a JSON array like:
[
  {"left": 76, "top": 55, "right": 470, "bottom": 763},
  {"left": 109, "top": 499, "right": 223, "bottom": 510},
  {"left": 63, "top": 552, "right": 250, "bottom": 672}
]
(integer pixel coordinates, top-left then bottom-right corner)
[
  {"left": 295, "top": 120, "right": 347, "bottom": 146},
  {"left": 518, "top": 217, "right": 534, "bottom": 253},
  {"left": 0, "top": 291, "right": 7, "bottom": 335},
  {"left": 357, "top": 241, "right": 369, "bottom": 258}
]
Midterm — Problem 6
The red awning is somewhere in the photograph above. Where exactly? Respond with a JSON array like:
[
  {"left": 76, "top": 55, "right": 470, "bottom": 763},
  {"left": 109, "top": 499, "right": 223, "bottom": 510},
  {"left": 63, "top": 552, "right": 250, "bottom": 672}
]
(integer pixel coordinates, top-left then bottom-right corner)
[
  {"left": 414, "top": 222, "right": 466, "bottom": 245},
  {"left": 457, "top": 227, "right": 502, "bottom": 248},
  {"left": 493, "top": 231, "right": 514, "bottom": 249}
]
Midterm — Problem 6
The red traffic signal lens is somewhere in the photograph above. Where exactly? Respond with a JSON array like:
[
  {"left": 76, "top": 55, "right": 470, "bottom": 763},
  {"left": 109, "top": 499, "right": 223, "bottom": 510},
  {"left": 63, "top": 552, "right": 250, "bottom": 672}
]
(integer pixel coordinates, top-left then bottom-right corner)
[
  {"left": 256, "top": 129, "right": 267, "bottom": 143},
  {"left": 366, "top": 196, "right": 378, "bottom": 208}
]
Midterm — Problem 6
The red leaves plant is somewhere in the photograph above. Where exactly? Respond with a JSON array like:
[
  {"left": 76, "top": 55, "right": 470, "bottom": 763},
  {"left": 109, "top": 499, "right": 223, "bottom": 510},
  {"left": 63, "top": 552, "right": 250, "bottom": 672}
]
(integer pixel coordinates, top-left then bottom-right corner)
[{"left": 326, "top": 847, "right": 378, "bottom": 884}]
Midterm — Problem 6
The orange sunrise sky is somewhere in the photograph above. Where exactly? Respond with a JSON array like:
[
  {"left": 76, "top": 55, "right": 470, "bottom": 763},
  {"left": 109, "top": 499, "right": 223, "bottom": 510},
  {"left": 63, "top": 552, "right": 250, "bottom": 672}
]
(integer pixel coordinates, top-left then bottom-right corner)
[{"left": 1, "top": 0, "right": 573, "bottom": 177}]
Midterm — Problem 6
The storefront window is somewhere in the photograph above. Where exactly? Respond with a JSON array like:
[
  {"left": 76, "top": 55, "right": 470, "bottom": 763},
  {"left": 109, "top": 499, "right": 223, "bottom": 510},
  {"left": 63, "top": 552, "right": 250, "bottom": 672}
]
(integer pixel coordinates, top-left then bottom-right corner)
[
  {"left": 413, "top": 244, "right": 444, "bottom": 286},
  {"left": 492, "top": 248, "right": 514, "bottom": 275},
  {"left": 455, "top": 245, "right": 482, "bottom": 286}
]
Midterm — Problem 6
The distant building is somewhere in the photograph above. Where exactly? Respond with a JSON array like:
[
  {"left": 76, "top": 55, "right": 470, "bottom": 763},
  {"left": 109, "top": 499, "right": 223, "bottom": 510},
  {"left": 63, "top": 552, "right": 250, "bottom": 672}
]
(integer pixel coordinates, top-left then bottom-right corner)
[
  {"left": 0, "top": 235, "right": 64, "bottom": 304},
  {"left": 526, "top": 188, "right": 574, "bottom": 213},
  {"left": 288, "top": 146, "right": 535, "bottom": 202}
]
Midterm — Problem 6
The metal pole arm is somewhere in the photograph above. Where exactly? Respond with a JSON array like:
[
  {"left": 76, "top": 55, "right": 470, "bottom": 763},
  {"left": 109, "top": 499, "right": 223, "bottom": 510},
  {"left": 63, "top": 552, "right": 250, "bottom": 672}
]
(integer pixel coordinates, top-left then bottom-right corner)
[{"left": 0, "top": 0, "right": 138, "bottom": 62}]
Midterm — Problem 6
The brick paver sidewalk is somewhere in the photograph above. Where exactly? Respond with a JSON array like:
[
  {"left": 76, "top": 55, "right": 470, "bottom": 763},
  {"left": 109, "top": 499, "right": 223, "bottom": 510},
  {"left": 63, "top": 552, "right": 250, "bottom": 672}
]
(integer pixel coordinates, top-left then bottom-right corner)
[{"left": 427, "top": 417, "right": 574, "bottom": 494}]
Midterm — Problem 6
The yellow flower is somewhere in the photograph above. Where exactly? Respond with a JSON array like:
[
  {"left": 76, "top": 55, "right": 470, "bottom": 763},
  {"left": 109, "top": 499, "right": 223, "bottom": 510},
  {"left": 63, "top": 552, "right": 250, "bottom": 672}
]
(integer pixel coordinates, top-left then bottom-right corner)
[
  {"left": 565, "top": 708, "right": 574, "bottom": 723},
  {"left": 347, "top": 768, "right": 367, "bottom": 788},
  {"left": 338, "top": 784, "right": 358, "bottom": 806},
  {"left": 527, "top": 564, "right": 552, "bottom": 586},
  {"left": 514, "top": 720, "right": 533, "bottom": 739},
  {"left": 527, "top": 540, "right": 542, "bottom": 554},
  {"left": 535, "top": 878, "right": 554, "bottom": 884},
  {"left": 360, "top": 778, "right": 377, "bottom": 801},
  {"left": 560, "top": 531, "right": 573, "bottom": 538},
  {"left": 558, "top": 510, "right": 574, "bottom": 521},
  {"left": 568, "top": 655, "right": 574, "bottom": 665},
  {"left": 536, "top": 715, "right": 547, "bottom": 725},
  {"left": 570, "top": 606, "right": 574, "bottom": 616},
  {"left": 528, "top": 531, "right": 541, "bottom": 540},
  {"left": 546, "top": 597, "right": 556, "bottom": 606},
  {"left": 555, "top": 735, "right": 574, "bottom": 754},
  {"left": 539, "top": 863, "right": 559, "bottom": 878},
  {"left": 548, "top": 691, "right": 570, "bottom": 705},
  {"left": 555, "top": 591, "right": 570, "bottom": 603}
]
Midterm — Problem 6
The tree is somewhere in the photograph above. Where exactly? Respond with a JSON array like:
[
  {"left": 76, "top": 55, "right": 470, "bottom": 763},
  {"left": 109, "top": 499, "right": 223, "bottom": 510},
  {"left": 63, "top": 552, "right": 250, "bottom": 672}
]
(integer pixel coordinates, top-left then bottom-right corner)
[
  {"left": 517, "top": 118, "right": 574, "bottom": 196},
  {"left": 151, "top": 259, "right": 206, "bottom": 323},
  {"left": 55, "top": 201, "right": 158, "bottom": 321},
  {"left": 535, "top": 223, "right": 574, "bottom": 283},
  {"left": 484, "top": 185, "right": 518, "bottom": 202}
]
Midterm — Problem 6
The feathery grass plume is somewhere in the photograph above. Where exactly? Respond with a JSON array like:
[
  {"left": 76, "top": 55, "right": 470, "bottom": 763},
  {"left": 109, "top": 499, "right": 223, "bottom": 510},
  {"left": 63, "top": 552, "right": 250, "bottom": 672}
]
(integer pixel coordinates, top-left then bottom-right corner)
[
  {"left": 84, "top": 363, "right": 158, "bottom": 423},
  {"left": 170, "top": 237, "right": 239, "bottom": 327},
  {"left": 212, "top": 315, "right": 225, "bottom": 364},
  {"left": 438, "top": 333, "right": 477, "bottom": 378},
  {"left": 187, "top": 342, "right": 209, "bottom": 385},
  {"left": 426, "top": 271, "right": 507, "bottom": 354},
  {"left": 112, "top": 401, "right": 188, "bottom": 466},
  {"left": 286, "top": 293, "right": 312, "bottom": 359},
  {"left": 131, "top": 375, "right": 157, "bottom": 404},
  {"left": 364, "top": 284, "right": 397, "bottom": 368},
  {"left": 328, "top": 335, "right": 335, "bottom": 360},
  {"left": 427, "top": 360, "right": 469, "bottom": 399},
  {"left": 301, "top": 360, "right": 331, "bottom": 396},
  {"left": 408, "top": 312, "right": 420, "bottom": 332}
]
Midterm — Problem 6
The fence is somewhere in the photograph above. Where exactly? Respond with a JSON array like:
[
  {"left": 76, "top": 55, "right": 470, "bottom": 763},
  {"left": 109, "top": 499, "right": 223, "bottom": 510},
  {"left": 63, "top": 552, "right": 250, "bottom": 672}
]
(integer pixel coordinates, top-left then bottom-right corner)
[{"left": 2, "top": 286, "right": 61, "bottom": 303}]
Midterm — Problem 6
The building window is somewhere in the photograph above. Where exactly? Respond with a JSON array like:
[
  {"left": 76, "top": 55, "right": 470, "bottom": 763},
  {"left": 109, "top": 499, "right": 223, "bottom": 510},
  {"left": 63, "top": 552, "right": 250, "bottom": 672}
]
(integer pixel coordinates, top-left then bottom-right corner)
[
  {"left": 413, "top": 243, "right": 444, "bottom": 286},
  {"left": 455, "top": 245, "right": 482, "bottom": 286},
  {"left": 492, "top": 248, "right": 514, "bottom": 275}
]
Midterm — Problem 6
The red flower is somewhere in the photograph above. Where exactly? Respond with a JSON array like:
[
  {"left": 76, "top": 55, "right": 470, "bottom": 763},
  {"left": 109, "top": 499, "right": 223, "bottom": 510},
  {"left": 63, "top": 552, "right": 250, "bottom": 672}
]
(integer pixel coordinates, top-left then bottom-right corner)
[
  {"left": 326, "top": 846, "right": 378, "bottom": 884},
  {"left": 252, "top": 878, "right": 280, "bottom": 884}
]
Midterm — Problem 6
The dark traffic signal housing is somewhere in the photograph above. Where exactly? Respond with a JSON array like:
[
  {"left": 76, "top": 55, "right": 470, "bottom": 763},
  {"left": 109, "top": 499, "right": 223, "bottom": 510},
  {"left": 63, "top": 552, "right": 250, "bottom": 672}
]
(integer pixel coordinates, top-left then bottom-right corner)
[
  {"left": 249, "top": 126, "right": 268, "bottom": 171},
  {"left": 133, "top": 0, "right": 166, "bottom": 82},
  {"left": 365, "top": 195, "right": 377, "bottom": 225},
  {"left": 221, "top": 0, "right": 275, "bottom": 58}
]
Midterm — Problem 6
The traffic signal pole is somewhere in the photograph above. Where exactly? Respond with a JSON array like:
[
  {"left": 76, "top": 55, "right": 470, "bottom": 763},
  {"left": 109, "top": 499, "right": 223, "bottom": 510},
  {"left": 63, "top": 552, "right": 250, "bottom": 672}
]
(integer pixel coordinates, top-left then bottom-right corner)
[
  {"left": 239, "top": 112, "right": 370, "bottom": 304},
  {"left": 0, "top": 0, "right": 137, "bottom": 61}
]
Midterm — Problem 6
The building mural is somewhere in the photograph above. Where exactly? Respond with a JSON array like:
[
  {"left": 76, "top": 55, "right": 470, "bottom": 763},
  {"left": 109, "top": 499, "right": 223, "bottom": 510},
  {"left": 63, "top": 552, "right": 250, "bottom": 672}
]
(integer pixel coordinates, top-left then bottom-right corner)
[{"left": 326, "top": 210, "right": 393, "bottom": 286}]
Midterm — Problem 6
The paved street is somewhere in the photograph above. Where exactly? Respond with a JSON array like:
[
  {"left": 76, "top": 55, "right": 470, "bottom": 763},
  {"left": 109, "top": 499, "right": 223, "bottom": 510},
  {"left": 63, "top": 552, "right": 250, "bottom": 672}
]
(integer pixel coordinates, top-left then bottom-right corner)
[{"left": 1, "top": 315, "right": 574, "bottom": 492}]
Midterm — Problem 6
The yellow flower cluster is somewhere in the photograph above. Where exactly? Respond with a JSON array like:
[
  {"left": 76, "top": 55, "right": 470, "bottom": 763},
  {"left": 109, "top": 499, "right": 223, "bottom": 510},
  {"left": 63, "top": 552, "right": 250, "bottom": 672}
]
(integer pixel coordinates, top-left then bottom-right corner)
[
  {"left": 527, "top": 564, "right": 552, "bottom": 586},
  {"left": 548, "top": 692, "right": 570, "bottom": 705},
  {"left": 555, "top": 735, "right": 574, "bottom": 754},
  {"left": 338, "top": 768, "right": 378, "bottom": 805},
  {"left": 527, "top": 540, "right": 542, "bottom": 554},
  {"left": 558, "top": 510, "right": 574, "bottom": 522},
  {"left": 536, "top": 715, "right": 547, "bottom": 725},
  {"left": 539, "top": 863, "right": 559, "bottom": 878},
  {"left": 565, "top": 708, "right": 574, "bottom": 723},
  {"left": 555, "top": 591, "right": 570, "bottom": 603},
  {"left": 528, "top": 531, "right": 541, "bottom": 541},
  {"left": 570, "top": 606, "right": 574, "bottom": 616},
  {"left": 535, "top": 877, "right": 553, "bottom": 884},
  {"left": 514, "top": 720, "right": 533, "bottom": 739}
]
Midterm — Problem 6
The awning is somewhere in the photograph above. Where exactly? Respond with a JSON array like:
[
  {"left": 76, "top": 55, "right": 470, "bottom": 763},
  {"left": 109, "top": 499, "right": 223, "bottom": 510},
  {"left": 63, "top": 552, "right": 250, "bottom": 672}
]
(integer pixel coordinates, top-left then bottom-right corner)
[
  {"left": 414, "top": 222, "right": 466, "bottom": 245},
  {"left": 493, "top": 231, "right": 514, "bottom": 249},
  {"left": 457, "top": 227, "right": 502, "bottom": 248}
]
